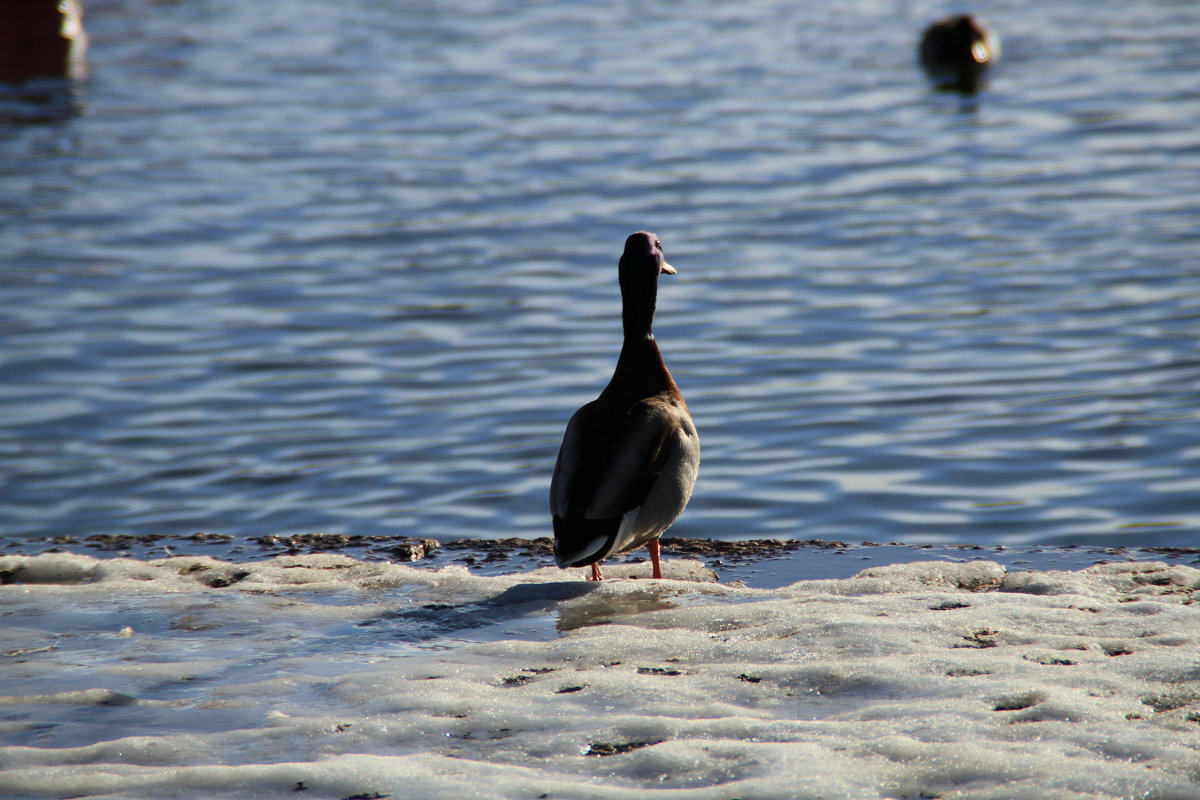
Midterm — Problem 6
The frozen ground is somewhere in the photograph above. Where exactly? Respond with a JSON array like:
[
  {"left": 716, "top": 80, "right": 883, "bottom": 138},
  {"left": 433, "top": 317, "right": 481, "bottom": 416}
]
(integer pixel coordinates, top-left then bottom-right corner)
[{"left": 1, "top": 552, "right": 1198, "bottom": 799}]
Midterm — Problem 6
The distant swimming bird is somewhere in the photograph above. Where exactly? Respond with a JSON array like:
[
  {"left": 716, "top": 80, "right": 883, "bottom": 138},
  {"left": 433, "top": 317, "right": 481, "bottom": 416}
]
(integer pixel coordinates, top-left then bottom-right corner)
[
  {"left": 550, "top": 232, "right": 700, "bottom": 581},
  {"left": 918, "top": 14, "right": 999, "bottom": 93}
]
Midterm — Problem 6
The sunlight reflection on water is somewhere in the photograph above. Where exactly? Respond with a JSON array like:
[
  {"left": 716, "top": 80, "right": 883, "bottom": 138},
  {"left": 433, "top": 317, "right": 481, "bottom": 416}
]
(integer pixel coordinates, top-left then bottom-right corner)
[{"left": 1, "top": 0, "right": 1198, "bottom": 553}]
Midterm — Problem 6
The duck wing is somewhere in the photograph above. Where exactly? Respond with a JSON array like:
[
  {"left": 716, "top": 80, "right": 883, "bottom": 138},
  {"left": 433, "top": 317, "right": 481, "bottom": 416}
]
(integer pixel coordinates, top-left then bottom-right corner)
[{"left": 551, "top": 396, "right": 697, "bottom": 567}]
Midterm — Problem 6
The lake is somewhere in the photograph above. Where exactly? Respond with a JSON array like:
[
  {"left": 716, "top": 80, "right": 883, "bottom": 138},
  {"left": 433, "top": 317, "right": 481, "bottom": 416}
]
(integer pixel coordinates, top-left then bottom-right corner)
[{"left": 3, "top": 0, "right": 1199, "bottom": 558}]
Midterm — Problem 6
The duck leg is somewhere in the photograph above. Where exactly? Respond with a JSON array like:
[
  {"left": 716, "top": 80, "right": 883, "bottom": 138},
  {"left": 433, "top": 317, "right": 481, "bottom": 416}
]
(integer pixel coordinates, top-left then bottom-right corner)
[
  {"left": 648, "top": 539, "right": 663, "bottom": 579},
  {"left": 590, "top": 562, "right": 604, "bottom": 581}
]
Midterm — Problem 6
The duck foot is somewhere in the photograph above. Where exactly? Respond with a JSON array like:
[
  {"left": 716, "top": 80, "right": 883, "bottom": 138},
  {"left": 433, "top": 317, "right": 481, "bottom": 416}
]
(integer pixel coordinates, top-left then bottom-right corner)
[{"left": 649, "top": 540, "right": 663, "bottom": 579}]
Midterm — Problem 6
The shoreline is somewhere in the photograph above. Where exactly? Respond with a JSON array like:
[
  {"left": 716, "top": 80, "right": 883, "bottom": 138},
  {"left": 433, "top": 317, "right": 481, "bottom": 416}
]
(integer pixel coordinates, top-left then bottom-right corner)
[
  {"left": 2, "top": 550, "right": 1198, "bottom": 798},
  {"left": 7, "top": 533, "right": 1198, "bottom": 589}
]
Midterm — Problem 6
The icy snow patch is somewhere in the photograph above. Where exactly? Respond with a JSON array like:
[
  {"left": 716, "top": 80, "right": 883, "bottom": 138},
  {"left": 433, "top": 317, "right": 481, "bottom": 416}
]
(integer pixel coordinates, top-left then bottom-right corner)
[{"left": 1, "top": 553, "right": 1198, "bottom": 799}]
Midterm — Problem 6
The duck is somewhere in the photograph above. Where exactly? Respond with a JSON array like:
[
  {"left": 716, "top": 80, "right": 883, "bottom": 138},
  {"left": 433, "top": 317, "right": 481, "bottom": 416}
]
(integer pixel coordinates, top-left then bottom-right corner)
[
  {"left": 918, "top": 14, "right": 1000, "bottom": 93},
  {"left": 550, "top": 232, "right": 700, "bottom": 581}
]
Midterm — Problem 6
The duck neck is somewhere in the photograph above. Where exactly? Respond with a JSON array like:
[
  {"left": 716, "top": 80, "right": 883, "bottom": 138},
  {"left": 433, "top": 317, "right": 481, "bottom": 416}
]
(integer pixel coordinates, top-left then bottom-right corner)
[
  {"left": 620, "top": 272, "right": 658, "bottom": 341},
  {"left": 603, "top": 332, "right": 680, "bottom": 402},
  {"left": 604, "top": 268, "right": 680, "bottom": 401}
]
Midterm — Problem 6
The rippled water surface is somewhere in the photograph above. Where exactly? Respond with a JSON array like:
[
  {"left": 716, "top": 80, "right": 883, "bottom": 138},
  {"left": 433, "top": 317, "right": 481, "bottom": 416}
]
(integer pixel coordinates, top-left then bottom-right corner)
[{"left": 3, "top": 0, "right": 1199, "bottom": 553}]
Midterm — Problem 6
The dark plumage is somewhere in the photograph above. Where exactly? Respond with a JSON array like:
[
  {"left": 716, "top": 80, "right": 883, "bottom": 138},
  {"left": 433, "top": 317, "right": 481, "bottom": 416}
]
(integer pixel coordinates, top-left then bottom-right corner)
[
  {"left": 550, "top": 232, "right": 700, "bottom": 581},
  {"left": 918, "top": 14, "right": 999, "bottom": 93}
]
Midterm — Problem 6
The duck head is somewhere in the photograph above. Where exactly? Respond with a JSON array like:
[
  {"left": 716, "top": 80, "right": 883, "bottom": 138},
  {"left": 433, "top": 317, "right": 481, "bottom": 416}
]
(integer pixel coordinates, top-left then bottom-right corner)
[
  {"left": 619, "top": 231, "right": 675, "bottom": 338},
  {"left": 918, "top": 14, "right": 999, "bottom": 94}
]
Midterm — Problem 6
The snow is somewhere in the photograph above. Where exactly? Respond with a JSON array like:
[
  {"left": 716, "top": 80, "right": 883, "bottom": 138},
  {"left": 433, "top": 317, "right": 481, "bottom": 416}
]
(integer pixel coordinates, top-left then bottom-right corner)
[{"left": 1, "top": 553, "right": 1198, "bottom": 799}]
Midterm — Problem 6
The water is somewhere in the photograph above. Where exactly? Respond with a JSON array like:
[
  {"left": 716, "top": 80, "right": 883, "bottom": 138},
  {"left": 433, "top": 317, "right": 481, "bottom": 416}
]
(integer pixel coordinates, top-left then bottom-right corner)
[{"left": 3, "top": 0, "right": 1199, "bottom": 556}]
